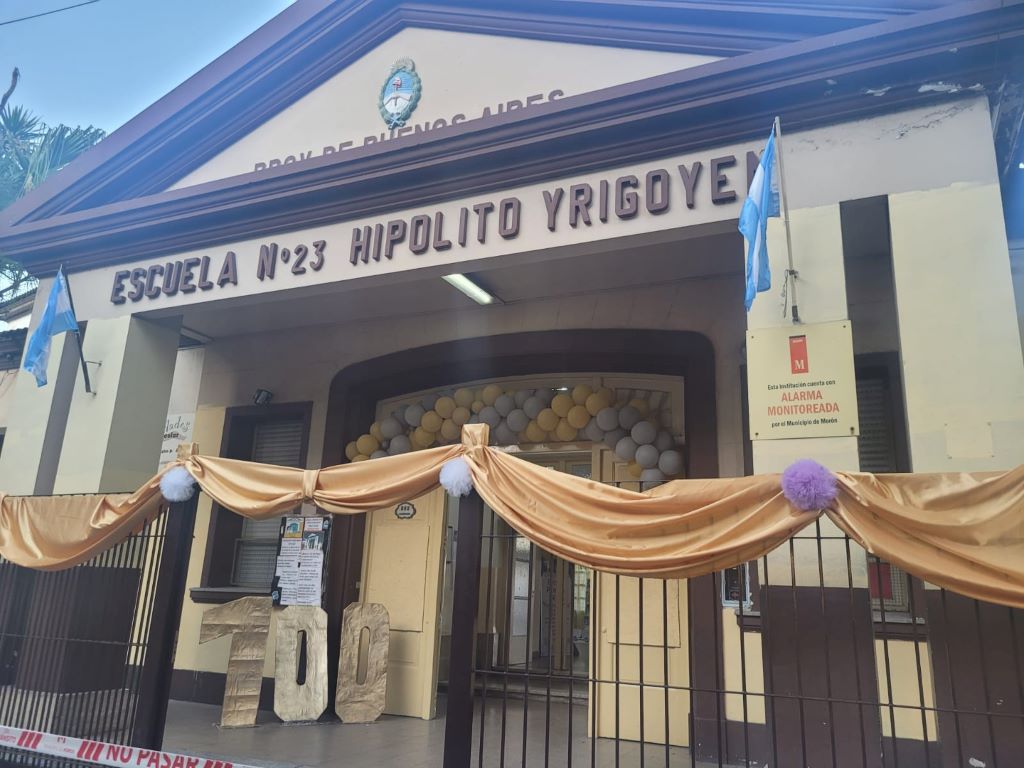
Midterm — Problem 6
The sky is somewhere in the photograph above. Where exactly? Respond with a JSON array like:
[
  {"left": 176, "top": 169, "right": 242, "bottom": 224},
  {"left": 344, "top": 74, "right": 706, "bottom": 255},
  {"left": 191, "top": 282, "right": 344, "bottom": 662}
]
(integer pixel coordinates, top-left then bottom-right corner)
[{"left": 0, "top": 0, "right": 295, "bottom": 132}]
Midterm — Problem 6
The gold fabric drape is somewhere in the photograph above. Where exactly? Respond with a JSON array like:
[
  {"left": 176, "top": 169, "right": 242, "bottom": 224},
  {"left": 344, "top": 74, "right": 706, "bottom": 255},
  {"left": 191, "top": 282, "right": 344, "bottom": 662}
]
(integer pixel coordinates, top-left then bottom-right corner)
[{"left": 1, "top": 424, "right": 1022, "bottom": 609}]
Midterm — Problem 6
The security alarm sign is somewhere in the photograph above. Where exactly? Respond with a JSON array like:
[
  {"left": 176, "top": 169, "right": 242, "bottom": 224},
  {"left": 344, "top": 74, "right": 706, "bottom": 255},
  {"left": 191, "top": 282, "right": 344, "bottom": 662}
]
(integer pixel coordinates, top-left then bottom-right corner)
[{"left": 747, "top": 321, "right": 859, "bottom": 440}]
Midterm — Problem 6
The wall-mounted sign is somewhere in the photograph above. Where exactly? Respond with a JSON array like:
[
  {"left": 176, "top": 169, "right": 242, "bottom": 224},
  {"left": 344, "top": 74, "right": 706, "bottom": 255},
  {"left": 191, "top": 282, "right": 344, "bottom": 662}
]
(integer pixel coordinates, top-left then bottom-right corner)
[
  {"left": 271, "top": 516, "right": 332, "bottom": 606},
  {"left": 746, "top": 321, "right": 859, "bottom": 440},
  {"left": 158, "top": 413, "right": 194, "bottom": 468},
  {"left": 395, "top": 502, "right": 416, "bottom": 520},
  {"left": 379, "top": 58, "right": 422, "bottom": 128}
]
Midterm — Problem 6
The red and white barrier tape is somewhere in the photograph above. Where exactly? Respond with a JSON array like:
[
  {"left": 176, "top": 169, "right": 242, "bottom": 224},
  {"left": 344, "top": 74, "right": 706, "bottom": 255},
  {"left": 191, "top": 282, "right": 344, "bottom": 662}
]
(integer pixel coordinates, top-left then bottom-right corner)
[{"left": 0, "top": 725, "right": 262, "bottom": 768}]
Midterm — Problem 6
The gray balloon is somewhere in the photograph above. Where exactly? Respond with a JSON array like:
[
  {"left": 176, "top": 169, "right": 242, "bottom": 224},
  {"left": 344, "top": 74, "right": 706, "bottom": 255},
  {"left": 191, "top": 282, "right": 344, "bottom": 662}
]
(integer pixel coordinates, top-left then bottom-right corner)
[
  {"left": 393, "top": 405, "right": 408, "bottom": 426},
  {"left": 495, "top": 394, "right": 515, "bottom": 417},
  {"left": 596, "top": 407, "right": 619, "bottom": 432},
  {"left": 631, "top": 420, "right": 657, "bottom": 446},
  {"left": 468, "top": 414, "right": 481, "bottom": 424},
  {"left": 480, "top": 406, "right": 502, "bottom": 428},
  {"left": 506, "top": 409, "right": 529, "bottom": 433},
  {"left": 495, "top": 421, "right": 517, "bottom": 445},
  {"left": 523, "top": 396, "right": 545, "bottom": 419},
  {"left": 405, "top": 403, "right": 425, "bottom": 427},
  {"left": 380, "top": 416, "right": 404, "bottom": 439},
  {"left": 514, "top": 389, "right": 532, "bottom": 408},
  {"left": 370, "top": 450, "right": 388, "bottom": 459},
  {"left": 615, "top": 435, "right": 638, "bottom": 462},
  {"left": 658, "top": 449, "right": 684, "bottom": 476},
  {"left": 420, "top": 393, "right": 439, "bottom": 411},
  {"left": 618, "top": 406, "right": 641, "bottom": 430},
  {"left": 636, "top": 444, "right": 660, "bottom": 469},
  {"left": 603, "top": 428, "right": 627, "bottom": 449},
  {"left": 640, "top": 468, "right": 667, "bottom": 482},
  {"left": 654, "top": 430, "right": 675, "bottom": 452},
  {"left": 584, "top": 419, "right": 605, "bottom": 442},
  {"left": 388, "top": 435, "right": 412, "bottom": 455},
  {"left": 536, "top": 389, "right": 555, "bottom": 406}
]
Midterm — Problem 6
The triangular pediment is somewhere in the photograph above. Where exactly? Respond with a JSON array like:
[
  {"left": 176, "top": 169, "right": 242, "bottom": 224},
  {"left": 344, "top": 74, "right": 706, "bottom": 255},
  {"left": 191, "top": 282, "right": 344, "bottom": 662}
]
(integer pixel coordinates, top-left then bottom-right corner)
[{"left": 170, "top": 26, "right": 719, "bottom": 189}]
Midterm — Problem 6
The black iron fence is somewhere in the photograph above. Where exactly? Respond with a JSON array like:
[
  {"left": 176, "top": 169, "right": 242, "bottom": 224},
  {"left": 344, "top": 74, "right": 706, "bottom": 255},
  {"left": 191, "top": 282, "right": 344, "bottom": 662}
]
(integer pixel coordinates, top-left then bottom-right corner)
[
  {"left": 444, "top": 490, "right": 1024, "bottom": 768},
  {"left": 0, "top": 496, "right": 196, "bottom": 767}
]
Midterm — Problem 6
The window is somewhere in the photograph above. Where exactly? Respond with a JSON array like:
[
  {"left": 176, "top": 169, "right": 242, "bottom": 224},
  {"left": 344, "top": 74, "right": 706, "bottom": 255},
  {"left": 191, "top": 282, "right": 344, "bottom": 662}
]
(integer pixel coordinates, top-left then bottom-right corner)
[
  {"left": 193, "top": 402, "right": 312, "bottom": 603},
  {"left": 867, "top": 555, "right": 911, "bottom": 614},
  {"left": 721, "top": 564, "right": 753, "bottom": 610}
]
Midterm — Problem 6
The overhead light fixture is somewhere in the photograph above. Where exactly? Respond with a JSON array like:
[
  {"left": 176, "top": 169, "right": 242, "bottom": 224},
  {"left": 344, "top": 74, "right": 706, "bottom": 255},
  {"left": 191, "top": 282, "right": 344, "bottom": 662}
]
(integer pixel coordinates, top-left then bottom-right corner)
[{"left": 442, "top": 273, "right": 497, "bottom": 305}]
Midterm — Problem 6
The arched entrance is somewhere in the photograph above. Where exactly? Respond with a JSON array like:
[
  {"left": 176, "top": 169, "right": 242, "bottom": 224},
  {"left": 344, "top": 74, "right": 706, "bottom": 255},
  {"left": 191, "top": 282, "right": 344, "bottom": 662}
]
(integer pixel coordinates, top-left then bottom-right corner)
[{"left": 319, "top": 329, "right": 722, "bottom": 711}]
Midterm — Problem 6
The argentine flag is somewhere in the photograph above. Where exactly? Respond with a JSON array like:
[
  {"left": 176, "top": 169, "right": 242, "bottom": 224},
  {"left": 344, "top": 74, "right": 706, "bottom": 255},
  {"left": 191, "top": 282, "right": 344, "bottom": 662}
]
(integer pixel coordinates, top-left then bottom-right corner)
[
  {"left": 23, "top": 267, "right": 79, "bottom": 387},
  {"left": 738, "top": 127, "right": 781, "bottom": 310}
]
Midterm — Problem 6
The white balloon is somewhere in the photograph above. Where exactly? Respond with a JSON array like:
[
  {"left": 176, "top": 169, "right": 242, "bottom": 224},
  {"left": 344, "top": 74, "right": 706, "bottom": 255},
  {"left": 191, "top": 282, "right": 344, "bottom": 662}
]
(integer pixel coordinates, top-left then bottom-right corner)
[
  {"left": 380, "top": 416, "right": 404, "bottom": 440},
  {"left": 640, "top": 468, "right": 667, "bottom": 482},
  {"left": 495, "top": 422, "right": 517, "bottom": 445},
  {"left": 584, "top": 419, "right": 605, "bottom": 442},
  {"left": 658, "top": 450, "right": 684, "bottom": 476},
  {"left": 596, "top": 407, "right": 619, "bottom": 432},
  {"left": 618, "top": 406, "right": 641, "bottom": 430},
  {"left": 514, "top": 390, "right": 532, "bottom": 408},
  {"left": 536, "top": 389, "right": 555, "bottom": 406},
  {"left": 388, "top": 435, "right": 412, "bottom": 455},
  {"left": 631, "top": 420, "right": 657, "bottom": 446},
  {"left": 421, "top": 393, "right": 439, "bottom": 411},
  {"left": 405, "top": 404, "right": 425, "bottom": 427},
  {"left": 507, "top": 409, "right": 529, "bottom": 433},
  {"left": 603, "top": 428, "right": 627, "bottom": 449},
  {"left": 495, "top": 394, "right": 515, "bottom": 417},
  {"left": 655, "top": 430, "right": 675, "bottom": 452},
  {"left": 370, "top": 450, "right": 388, "bottom": 459},
  {"left": 523, "top": 396, "right": 545, "bottom": 419},
  {"left": 636, "top": 444, "right": 660, "bottom": 469},
  {"left": 480, "top": 406, "right": 502, "bottom": 428},
  {"left": 615, "top": 436, "right": 638, "bottom": 462},
  {"left": 393, "top": 405, "right": 408, "bottom": 426}
]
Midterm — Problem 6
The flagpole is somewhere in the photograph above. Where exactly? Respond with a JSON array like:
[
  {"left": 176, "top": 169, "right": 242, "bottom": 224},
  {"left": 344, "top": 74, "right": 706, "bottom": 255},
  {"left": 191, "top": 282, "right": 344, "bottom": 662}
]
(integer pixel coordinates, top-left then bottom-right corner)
[
  {"left": 773, "top": 116, "right": 800, "bottom": 324},
  {"left": 59, "top": 266, "right": 93, "bottom": 394}
]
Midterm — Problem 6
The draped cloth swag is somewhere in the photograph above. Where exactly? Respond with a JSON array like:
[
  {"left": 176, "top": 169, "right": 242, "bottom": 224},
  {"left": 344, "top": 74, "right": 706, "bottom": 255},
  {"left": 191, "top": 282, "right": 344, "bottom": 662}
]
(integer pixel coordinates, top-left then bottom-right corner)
[{"left": 1, "top": 424, "right": 1022, "bottom": 609}]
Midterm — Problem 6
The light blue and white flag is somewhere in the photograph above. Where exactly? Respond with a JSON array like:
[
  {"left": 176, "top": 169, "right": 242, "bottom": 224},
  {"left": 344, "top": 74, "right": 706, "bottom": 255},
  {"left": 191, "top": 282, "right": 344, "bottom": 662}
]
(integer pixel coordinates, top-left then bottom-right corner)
[
  {"left": 23, "top": 267, "right": 79, "bottom": 387},
  {"left": 738, "top": 126, "right": 781, "bottom": 310}
]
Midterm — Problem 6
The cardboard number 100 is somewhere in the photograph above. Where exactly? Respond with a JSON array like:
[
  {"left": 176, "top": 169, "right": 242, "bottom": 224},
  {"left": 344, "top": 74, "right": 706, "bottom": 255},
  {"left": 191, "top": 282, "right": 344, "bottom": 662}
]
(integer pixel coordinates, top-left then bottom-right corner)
[{"left": 199, "top": 597, "right": 390, "bottom": 727}]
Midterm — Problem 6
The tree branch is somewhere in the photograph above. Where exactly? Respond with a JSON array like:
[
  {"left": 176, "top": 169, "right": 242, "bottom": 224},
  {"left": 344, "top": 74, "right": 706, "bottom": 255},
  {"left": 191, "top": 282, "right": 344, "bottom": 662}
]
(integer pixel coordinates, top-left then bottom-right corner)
[{"left": 0, "top": 68, "right": 19, "bottom": 115}]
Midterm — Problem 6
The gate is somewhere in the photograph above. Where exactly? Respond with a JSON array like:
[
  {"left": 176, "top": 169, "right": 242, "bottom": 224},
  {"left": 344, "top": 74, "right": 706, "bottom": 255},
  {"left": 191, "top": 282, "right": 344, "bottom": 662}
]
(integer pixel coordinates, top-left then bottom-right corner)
[
  {"left": 0, "top": 495, "right": 196, "bottom": 766},
  {"left": 444, "top": 491, "right": 1024, "bottom": 768}
]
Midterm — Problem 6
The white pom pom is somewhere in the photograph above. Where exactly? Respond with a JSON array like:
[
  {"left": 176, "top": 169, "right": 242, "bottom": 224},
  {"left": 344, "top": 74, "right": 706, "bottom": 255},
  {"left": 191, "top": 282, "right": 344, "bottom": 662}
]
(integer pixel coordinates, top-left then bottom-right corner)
[
  {"left": 160, "top": 465, "right": 197, "bottom": 502},
  {"left": 439, "top": 457, "right": 474, "bottom": 497}
]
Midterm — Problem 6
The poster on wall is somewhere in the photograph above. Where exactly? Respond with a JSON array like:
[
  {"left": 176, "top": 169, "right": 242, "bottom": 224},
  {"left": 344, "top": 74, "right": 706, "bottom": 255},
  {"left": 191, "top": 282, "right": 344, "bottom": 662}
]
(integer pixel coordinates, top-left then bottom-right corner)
[
  {"left": 158, "top": 413, "right": 195, "bottom": 468},
  {"left": 746, "top": 321, "right": 859, "bottom": 441},
  {"left": 271, "top": 516, "right": 332, "bottom": 607}
]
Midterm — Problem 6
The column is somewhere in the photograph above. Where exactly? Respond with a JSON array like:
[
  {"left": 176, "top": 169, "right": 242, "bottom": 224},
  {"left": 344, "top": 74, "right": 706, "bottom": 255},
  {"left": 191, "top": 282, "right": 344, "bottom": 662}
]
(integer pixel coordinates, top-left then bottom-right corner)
[{"left": 53, "top": 315, "right": 181, "bottom": 494}]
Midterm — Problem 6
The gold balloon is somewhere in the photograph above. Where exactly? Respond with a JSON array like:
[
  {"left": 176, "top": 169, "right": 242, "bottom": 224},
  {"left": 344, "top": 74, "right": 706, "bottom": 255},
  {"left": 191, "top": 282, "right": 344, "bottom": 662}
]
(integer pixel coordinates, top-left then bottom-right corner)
[
  {"left": 567, "top": 405, "right": 590, "bottom": 429},
  {"left": 628, "top": 398, "right": 650, "bottom": 417},
  {"left": 551, "top": 393, "right": 573, "bottom": 417},
  {"left": 454, "top": 388, "right": 475, "bottom": 408},
  {"left": 482, "top": 384, "right": 504, "bottom": 406},
  {"left": 597, "top": 386, "right": 616, "bottom": 404},
  {"left": 435, "top": 396, "right": 456, "bottom": 419},
  {"left": 537, "top": 408, "right": 559, "bottom": 432},
  {"left": 525, "top": 421, "right": 547, "bottom": 443},
  {"left": 626, "top": 461, "right": 643, "bottom": 478},
  {"left": 421, "top": 410, "right": 442, "bottom": 433},
  {"left": 412, "top": 427, "right": 435, "bottom": 448},
  {"left": 440, "top": 418, "right": 460, "bottom": 442},
  {"left": 571, "top": 384, "right": 593, "bottom": 405},
  {"left": 352, "top": 454, "right": 369, "bottom": 463},
  {"left": 452, "top": 406, "right": 471, "bottom": 426},
  {"left": 344, "top": 441, "right": 358, "bottom": 461},
  {"left": 555, "top": 419, "right": 578, "bottom": 442},
  {"left": 585, "top": 391, "right": 611, "bottom": 416},
  {"left": 356, "top": 434, "right": 379, "bottom": 456},
  {"left": 369, "top": 421, "right": 383, "bottom": 442},
  {"left": 471, "top": 400, "right": 485, "bottom": 414}
]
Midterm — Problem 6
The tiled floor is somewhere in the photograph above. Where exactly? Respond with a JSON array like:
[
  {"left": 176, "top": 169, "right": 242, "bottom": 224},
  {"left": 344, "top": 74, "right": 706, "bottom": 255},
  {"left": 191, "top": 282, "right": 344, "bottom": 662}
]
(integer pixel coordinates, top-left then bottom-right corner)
[{"left": 163, "top": 697, "right": 719, "bottom": 768}]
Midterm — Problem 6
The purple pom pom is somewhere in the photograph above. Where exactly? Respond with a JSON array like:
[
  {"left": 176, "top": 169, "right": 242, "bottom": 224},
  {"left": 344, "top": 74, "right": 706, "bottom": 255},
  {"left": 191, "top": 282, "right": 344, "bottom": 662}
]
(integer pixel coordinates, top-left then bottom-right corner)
[{"left": 781, "top": 459, "right": 837, "bottom": 511}]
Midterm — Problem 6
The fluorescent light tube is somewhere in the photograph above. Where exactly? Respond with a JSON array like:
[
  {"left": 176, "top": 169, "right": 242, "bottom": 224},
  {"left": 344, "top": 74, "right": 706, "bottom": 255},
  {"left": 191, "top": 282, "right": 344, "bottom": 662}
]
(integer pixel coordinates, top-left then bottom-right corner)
[{"left": 442, "top": 273, "right": 496, "bottom": 305}]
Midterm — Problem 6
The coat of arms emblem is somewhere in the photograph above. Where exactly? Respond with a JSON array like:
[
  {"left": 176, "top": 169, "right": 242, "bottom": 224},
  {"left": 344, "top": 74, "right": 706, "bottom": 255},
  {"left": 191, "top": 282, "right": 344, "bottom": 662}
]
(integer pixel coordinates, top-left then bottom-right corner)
[{"left": 378, "top": 58, "right": 422, "bottom": 128}]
